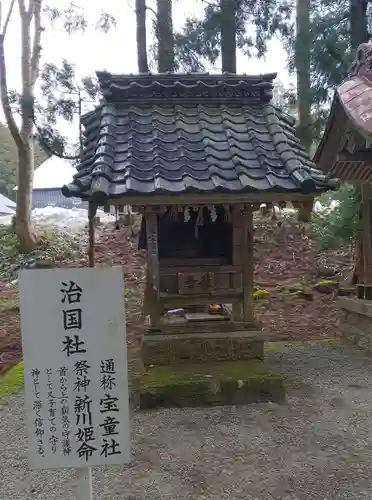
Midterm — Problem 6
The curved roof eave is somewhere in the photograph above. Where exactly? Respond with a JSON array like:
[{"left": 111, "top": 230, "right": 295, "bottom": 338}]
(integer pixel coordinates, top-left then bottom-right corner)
[
  {"left": 313, "top": 95, "right": 350, "bottom": 172},
  {"left": 337, "top": 74, "right": 372, "bottom": 142},
  {"left": 314, "top": 41, "right": 372, "bottom": 173}
]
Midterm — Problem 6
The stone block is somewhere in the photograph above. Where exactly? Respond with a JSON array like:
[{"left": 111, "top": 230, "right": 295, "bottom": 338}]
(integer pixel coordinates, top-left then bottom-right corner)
[
  {"left": 142, "top": 334, "right": 264, "bottom": 366},
  {"left": 138, "top": 360, "right": 285, "bottom": 409},
  {"left": 339, "top": 301, "right": 372, "bottom": 353}
]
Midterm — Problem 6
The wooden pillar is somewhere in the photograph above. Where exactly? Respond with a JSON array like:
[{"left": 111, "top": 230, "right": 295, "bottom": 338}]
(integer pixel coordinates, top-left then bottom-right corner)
[
  {"left": 144, "top": 209, "right": 160, "bottom": 328},
  {"left": 362, "top": 185, "right": 372, "bottom": 284},
  {"left": 231, "top": 205, "right": 243, "bottom": 321},
  {"left": 242, "top": 206, "right": 254, "bottom": 323},
  {"left": 88, "top": 202, "right": 97, "bottom": 268},
  {"left": 297, "top": 198, "right": 314, "bottom": 223},
  {"left": 353, "top": 198, "right": 364, "bottom": 285}
]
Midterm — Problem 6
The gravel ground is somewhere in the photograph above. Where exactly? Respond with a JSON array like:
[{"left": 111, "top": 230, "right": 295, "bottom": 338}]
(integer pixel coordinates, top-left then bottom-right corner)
[{"left": 1, "top": 341, "right": 372, "bottom": 500}]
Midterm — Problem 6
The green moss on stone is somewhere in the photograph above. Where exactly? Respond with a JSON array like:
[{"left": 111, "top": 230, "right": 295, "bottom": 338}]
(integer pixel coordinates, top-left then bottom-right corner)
[
  {"left": 265, "top": 339, "right": 345, "bottom": 354},
  {"left": 142, "top": 359, "right": 269, "bottom": 386},
  {"left": 316, "top": 279, "right": 338, "bottom": 286},
  {"left": 253, "top": 289, "right": 270, "bottom": 299},
  {"left": 142, "top": 337, "right": 264, "bottom": 366},
  {"left": 139, "top": 360, "right": 285, "bottom": 409}
]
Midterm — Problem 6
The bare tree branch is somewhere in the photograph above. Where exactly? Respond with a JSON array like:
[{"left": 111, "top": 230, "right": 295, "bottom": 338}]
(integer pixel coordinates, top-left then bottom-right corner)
[
  {"left": 1, "top": 0, "right": 17, "bottom": 36},
  {"left": 200, "top": 0, "right": 218, "bottom": 6},
  {"left": 0, "top": 36, "right": 23, "bottom": 148},
  {"left": 146, "top": 5, "right": 156, "bottom": 16}
]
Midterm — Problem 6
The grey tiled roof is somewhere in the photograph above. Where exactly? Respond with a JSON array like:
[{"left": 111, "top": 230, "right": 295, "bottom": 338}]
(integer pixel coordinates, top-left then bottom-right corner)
[{"left": 62, "top": 73, "right": 337, "bottom": 203}]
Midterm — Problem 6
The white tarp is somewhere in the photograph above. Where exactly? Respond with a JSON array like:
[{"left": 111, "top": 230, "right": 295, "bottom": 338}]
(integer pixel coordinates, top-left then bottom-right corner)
[
  {"left": 0, "top": 207, "right": 116, "bottom": 232},
  {"left": 14, "top": 156, "right": 77, "bottom": 191},
  {"left": 0, "top": 193, "right": 15, "bottom": 215}
]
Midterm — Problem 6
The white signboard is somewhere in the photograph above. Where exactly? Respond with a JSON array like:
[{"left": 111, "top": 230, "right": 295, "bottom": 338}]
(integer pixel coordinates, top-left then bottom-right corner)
[{"left": 19, "top": 267, "right": 131, "bottom": 470}]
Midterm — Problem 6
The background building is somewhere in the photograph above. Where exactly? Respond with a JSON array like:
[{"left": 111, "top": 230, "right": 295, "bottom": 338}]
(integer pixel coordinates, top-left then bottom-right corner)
[{"left": 15, "top": 156, "right": 88, "bottom": 209}]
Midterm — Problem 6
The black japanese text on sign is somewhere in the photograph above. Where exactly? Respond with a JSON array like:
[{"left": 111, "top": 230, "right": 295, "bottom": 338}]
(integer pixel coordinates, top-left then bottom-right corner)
[
  {"left": 59, "top": 366, "right": 71, "bottom": 456},
  {"left": 61, "top": 281, "right": 86, "bottom": 357},
  {"left": 31, "top": 369, "right": 44, "bottom": 457},
  {"left": 61, "top": 281, "right": 84, "bottom": 349},
  {"left": 60, "top": 280, "right": 97, "bottom": 462},
  {"left": 99, "top": 359, "right": 122, "bottom": 458}
]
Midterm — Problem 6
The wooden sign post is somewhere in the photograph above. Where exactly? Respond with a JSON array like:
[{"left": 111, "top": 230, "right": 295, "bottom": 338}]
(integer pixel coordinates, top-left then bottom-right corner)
[{"left": 19, "top": 267, "right": 131, "bottom": 499}]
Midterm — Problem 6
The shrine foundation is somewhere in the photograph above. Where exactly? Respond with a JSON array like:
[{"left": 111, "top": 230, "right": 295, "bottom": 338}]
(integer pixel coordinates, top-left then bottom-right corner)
[
  {"left": 339, "top": 297, "right": 372, "bottom": 352},
  {"left": 138, "top": 323, "right": 285, "bottom": 409},
  {"left": 142, "top": 331, "right": 264, "bottom": 366},
  {"left": 139, "top": 360, "right": 285, "bottom": 409}
]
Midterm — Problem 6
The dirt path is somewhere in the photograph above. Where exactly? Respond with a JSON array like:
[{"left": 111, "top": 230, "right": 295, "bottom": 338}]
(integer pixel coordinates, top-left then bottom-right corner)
[{"left": 1, "top": 340, "right": 372, "bottom": 500}]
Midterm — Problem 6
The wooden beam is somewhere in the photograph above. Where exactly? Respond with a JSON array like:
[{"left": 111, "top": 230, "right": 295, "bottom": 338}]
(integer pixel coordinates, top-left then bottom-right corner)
[
  {"left": 338, "top": 150, "right": 372, "bottom": 164},
  {"left": 145, "top": 209, "right": 160, "bottom": 291},
  {"left": 242, "top": 207, "right": 254, "bottom": 323},
  {"left": 104, "top": 192, "right": 317, "bottom": 207},
  {"left": 159, "top": 293, "right": 242, "bottom": 309},
  {"left": 144, "top": 209, "right": 160, "bottom": 328}
]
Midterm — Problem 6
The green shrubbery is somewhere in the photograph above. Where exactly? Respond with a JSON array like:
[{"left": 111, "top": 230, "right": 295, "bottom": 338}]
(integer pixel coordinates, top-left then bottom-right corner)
[
  {"left": 312, "top": 184, "right": 360, "bottom": 251},
  {"left": 0, "top": 225, "right": 86, "bottom": 281}
]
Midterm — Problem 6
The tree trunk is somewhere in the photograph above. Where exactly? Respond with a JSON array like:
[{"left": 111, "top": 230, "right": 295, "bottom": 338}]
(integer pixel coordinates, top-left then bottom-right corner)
[
  {"left": 16, "top": 3, "right": 40, "bottom": 251},
  {"left": 295, "top": 0, "right": 313, "bottom": 222},
  {"left": 350, "top": 0, "right": 369, "bottom": 50},
  {"left": 295, "top": 0, "right": 311, "bottom": 150},
  {"left": 135, "top": 0, "right": 149, "bottom": 72},
  {"left": 220, "top": 0, "right": 236, "bottom": 72},
  {"left": 157, "top": 0, "right": 174, "bottom": 72},
  {"left": 16, "top": 144, "right": 37, "bottom": 250}
]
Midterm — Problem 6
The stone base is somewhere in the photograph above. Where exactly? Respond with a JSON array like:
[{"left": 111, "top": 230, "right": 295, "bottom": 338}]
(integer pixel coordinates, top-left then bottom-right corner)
[
  {"left": 142, "top": 331, "right": 264, "bottom": 366},
  {"left": 138, "top": 360, "right": 285, "bottom": 409},
  {"left": 339, "top": 297, "right": 372, "bottom": 352}
]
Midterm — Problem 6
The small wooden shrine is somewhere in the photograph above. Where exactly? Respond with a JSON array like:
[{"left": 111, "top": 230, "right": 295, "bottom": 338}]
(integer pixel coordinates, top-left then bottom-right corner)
[
  {"left": 63, "top": 71, "right": 337, "bottom": 397},
  {"left": 314, "top": 41, "right": 372, "bottom": 351},
  {"left": 314, "top": 42, "right": 372, "bottom": 295}
]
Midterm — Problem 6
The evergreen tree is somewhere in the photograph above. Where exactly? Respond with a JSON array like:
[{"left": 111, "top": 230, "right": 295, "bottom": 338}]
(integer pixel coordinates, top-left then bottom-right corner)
[
  {"left": 136, "top": 0, "right": 149, "bottom": 73},
  {"left": 173, "top": 0, "right": 293, "bottom": 72}
]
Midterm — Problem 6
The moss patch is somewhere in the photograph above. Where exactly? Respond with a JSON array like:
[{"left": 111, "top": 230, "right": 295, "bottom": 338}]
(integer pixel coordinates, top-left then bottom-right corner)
[
  {"left": 142, "top": 337, "right": 264, "bottom": 366},
  {"left": 316, "top": 279, "right": 339, "bottom": 286},
  {"left": 139, "top": 360, "right": 285, "bottom": 409},
  {"left": 142, "top": 359, "right": 271, "bottom": 386},
  {"left": 0, "top": 296, "right": 19, "bottom": 312},
  {"left": 265, "top": 338, "right": 345, "bottom": 353},
  {"left": 253, "top": 289, "right": 270, "bottom": 299},
  {"left": 0, "top": 362, "right": 24, "bottom": 398},
  {"left": 265, "top": 341, "right": 307, "bottom": 353},
  {"left": 313, "top": 279, "right": 339, "bottom": 294}
]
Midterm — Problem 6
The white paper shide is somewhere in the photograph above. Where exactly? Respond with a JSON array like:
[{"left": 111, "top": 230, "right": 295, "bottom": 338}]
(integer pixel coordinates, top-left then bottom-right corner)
[{"left": 19, "top": 267, "right": 130, "bottom": 470}]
